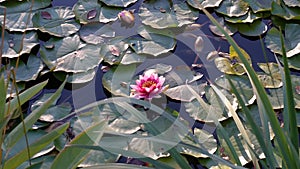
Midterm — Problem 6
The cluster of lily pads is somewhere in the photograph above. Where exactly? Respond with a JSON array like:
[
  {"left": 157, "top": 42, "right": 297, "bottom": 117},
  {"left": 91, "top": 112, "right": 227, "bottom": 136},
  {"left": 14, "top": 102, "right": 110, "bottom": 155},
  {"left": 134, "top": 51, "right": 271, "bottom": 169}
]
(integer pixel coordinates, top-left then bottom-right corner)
[{"left": 0, "top": 0, "right": 300, "bottom": 168}]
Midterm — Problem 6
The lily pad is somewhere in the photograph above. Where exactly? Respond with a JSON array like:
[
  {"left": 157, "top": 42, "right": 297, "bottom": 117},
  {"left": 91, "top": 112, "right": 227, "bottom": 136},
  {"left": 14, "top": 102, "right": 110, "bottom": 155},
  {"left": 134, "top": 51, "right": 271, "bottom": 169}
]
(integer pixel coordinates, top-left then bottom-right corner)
[
  {"left": 283, "top": 0, "right": 300, "bottom": 7},
  {"left": 120, "top": 48, "right": 147, "bottom": 65},
  {"left": 40, "top": 34, "right": 103, "bottom": 73},
  {"left": 244, "top": 0, "right": 272, "bottom": 13},
  {"left": 139, "top": 0, "right": 198, "bottom": 29},
  {"left": 127, "top": 26, "right": 176, "bottom": 57},
  {"left": 224, "top": 11, "right": 264, "bottom": 23},
  {"left": 257, "top": 63, "right": 282, "bottom": 88},
  {"left": 32, "top": 7, "right": 80, "bottom": 37},
  {"left": 237, "top": 19, "right": 268, "bottom": 36},
  {"left": 100, "top": 0, "right": 138, "bottom": 7},
  {"left": 0, "top": 30, "right": 39, "bottom": 58},
  {"left": 271, "top": 1, "right": 300, "bottom": 20},
  {"left": 67, "top": 69, "right": 97, "bottom": 84},
  {"left": 265, "top": 24, "right": 300, "bottom": 58},
  {"left": 73, "top": 0, "right": 121, "bottom": 24},
  {"left": 0, "top": 0, "right": 51, "bottom": 31},
  {"left": 100, "top": 37, "right": 129, "bottom": 65},
  {"left": 215, "top": 0, "right": 249, "bottom": 17},
  {"left": 215, "top": 75, "right": 255, "bottom": 106},
  {"left": 186, "top": 0, "right": 223, "bottom": 9},
  {"left": 209, "top": 17, "right": 237, "bottom": 36},
  {"left": 184, "top": 86, "right": 235, "bottom": 122},
  {"left": 164, "top": 84, "right": 206, "bottom": 102},
  {"left": 281, "top": 54, "right": 300, "bottom": 70},
  {"left": 102, "top": 64, "right": 136, "bottom": 97},
  {"left": 107, "top": 118, "right": 141, "bottom": 134},
  {"left": 177, "top": 128, "right": 217, "bottom": 158},
  {"left": 79, "top": 22, "right": 115, "bottom": 45},
  {"left": 78, "top": 150, "right": 118, "bottom": 168},
  {"left": 11, "top": 54, "right": 43, "bottom": 82}
]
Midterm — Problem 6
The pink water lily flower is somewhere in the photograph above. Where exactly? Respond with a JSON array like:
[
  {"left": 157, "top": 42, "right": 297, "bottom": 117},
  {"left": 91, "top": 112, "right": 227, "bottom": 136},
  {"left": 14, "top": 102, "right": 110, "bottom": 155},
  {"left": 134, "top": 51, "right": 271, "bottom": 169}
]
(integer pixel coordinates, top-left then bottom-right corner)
[{"left": 130, "top": 71, "right": 168, "bottom": 101}]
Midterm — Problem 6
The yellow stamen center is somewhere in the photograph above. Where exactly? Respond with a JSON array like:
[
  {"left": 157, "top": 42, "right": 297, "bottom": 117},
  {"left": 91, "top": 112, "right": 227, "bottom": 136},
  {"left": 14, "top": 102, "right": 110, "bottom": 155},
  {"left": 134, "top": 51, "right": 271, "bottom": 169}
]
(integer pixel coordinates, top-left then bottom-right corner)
[{"left": 142, "top": 81, "right": 156, "bottom": 88}]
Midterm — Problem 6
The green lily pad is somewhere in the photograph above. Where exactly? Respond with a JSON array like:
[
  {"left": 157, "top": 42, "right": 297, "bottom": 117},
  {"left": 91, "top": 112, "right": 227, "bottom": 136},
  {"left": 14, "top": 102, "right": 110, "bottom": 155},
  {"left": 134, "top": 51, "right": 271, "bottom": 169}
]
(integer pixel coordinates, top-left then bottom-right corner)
[
  {"left": 11, "top": 54, "right": 43, "bottom": 82},
  {"left": 32, "top": 7, "right": 80, "bottom": 37},
  {"left": 120, "top": 48, "right": 147, "bottom": 65},
  {"left": 107, "top": 118, "right": 141, "bottom": 134},
  {"left": 265, "top": 24, "right": 300, "bottom": 58},
  {"left": 78, "top": 150, "right": 118, "bottom": 168},
  {"left": 40, "top": 34, "right": 103, "bottom": 73},
  {"left": 0, "top": 0, "right": 51, "bottom": 31},
  {"left": 100, "top": 37, "right": 129, "bottom": 65},
  {"left": 224, "top": 11, "right": 264, "bottom": 23},
  {"left": 257, "top": 63, "right": 282, "bottom": 88},
  {"left": 139, "top": 0, "right": 198, "bottom": 29},
  {"left": 283, "top": 0, "right": 300, "bottom": 7},
  {"left": 237, "top": 19, "right": 268, "bottom": 36},
  {"left": 73, "top": 0, "right": 121, "bottom": 24},
  {"left": 102, "top": 64, "right": 136, "bottom": 97},
  {"left": 6, "top": 81, "right": 25, "bottom": 99},
  {"left": 282, "top": 54, "right": 300, "bottom": 70},
  {"left": 185, "top": 86, "right": 235, "bottom": 122},
  {"left": 127, "top": 26, "right": 176, "bottom": 57},
  {"left": 79, "top": 22, "right": 115, "bottom": 45},
  {"left": 68, "top": 69, "right": 96, "bottom": 84},
  {"left": 215, "top": 0, "right": 249, "bottom": 17},
  {"left": 100, "top": 0, "right": 138, "bottom": 7},
  {"left": 209, "top": 17, "right": 237, "bottom": 36},
  {"left": 164, "top": 84, "right": 206, "bottom": 102},
  {"left": 1, "top": 30, "right": 39, "bottom": 58},
  {"left": 178, "top": 128, "right": 217, "bottom": 158},
  {"left": 186, "top": 0, "right": 223, "bottom": 9},
  {"left": 271, "top": 1, "right": 300, "bottom": 20},
  {"left": 244, "top": 0, "right": 272, "bottom": 13},
  {"left": 215, "top": 75, "right": 255, "bottom": 106}
]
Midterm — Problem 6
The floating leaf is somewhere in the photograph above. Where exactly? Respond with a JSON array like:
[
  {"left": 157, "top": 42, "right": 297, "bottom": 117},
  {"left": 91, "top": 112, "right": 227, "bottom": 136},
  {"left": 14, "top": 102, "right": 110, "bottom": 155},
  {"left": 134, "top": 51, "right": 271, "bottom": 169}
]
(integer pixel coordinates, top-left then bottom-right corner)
[
  {"left": 187, "top": 0, "right": 223, "bottom": 9},
  {"left": 283, "top": 0, "right": 300, "bottom": 7},
  {"left": 0, "top": 30, "right": 39, "bottom": 58},
  {"left": 11, "top": 54, "right": 43, "bottom": 82},
  {"left": 209, "top": 16, "right": 237, "bottom": 36},
  {"left": 78, "top": 150, "right": 118, "bottom": 168},
  {"left": 40, "top": 35, "right": 103, "bottom": 73},
  {"left": 139, "top": 0, "right": 198, "bottom": 29},
  {"left": 237, "top": 19, "right": 268, "bottom": 36},
  {"left": 244, "top": 0, "right": 272, "bottom": 13},
  {"left": 107, "top": 118, "right": 141, "bottom": 134},
  {"left": 100, "top": 0, "right": 138, "bottom": 7},
  {"left": 67, "top": 69, "right": 96, "bottom": 84},
  {"left": 79, "top": 22, "right": 115, "bottom": 45},
  {"left": 0, "top": 0, "right": 52, "bottom": 31},
  {"left": 215, "top": 75, "right": 255, "bottom": 106},
  {"left": 215, "top": 0, "right": 249, "bottom": 17},
  {"left": 291, "top": 75, "right": 300, "bottom": 109},
  {"left": 257, "top": 63, "right": 282, "bottom": 88},
  {"left": 32, "top": 7, "right": 80, "bottom": 37},
  {"left": 224, "top": 11, "right": 264, "bottom": 23},
  {"left": 265, "top": 24, "right": 300, "bottom": 57},
  {"left": 102, "top": 64, "right": 136, "bottom": 96},
  {"left": 73, "top": 0, "right": 122, "bottom": 24},
  {"left": 120, "top": 49, "right": 147, "bottom": 65},
  {"left": 100, "top": 38, "right": 129, "bottom": 65},
  {"left": 279, "top": 54, "right": 300, "bottom": 70},
  {"left": 271, "top": 1, "right": 300, "bottom": 20}
]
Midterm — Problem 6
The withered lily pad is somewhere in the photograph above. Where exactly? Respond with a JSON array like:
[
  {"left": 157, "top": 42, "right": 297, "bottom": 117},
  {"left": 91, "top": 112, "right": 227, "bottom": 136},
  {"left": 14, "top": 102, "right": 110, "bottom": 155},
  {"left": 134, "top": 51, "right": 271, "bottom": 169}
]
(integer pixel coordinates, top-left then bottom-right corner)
[
  {"left": 79, "top": 22, "right": 115, "bottom": 45},
  {"left": 257, "top": 63, "right": 282, "bottom": 88},
  {"left": 40, "top": 34, "right": 103, "bottom": 73},
  {"left": 215, "top": 0, "right": 249, "bottom": 17},
  {"left": 187, "top": 0, "right": 223, "bottom": 9},
  {"left": 0, "top": 0, "right": 51, "bottom": 31},
  {"left": 100, "top": 0, "right": 138, "bottom": 7},
  {"left": 73, "top": 0, "right": 121, "bottom": 24},
  {"left": 1, "top": 30, "right": 39, "bottom": 58},
  {"left": 32, "top": 7, "right": 80, "bottom": 37},
  {"left": 139, "top": 0, "right": 198, "bottom": 29}
]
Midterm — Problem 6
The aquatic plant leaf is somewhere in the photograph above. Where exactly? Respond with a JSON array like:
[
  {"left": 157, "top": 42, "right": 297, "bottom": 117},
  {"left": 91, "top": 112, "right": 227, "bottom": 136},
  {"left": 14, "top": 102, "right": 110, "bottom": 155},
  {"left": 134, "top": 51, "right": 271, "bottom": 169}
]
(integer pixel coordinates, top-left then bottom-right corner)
[
  {"left": 11, "top": 54, "right": 43, "bottom": 82},
  {"left": 100, "top": 0, "right": 138, "bottom": 7},
  {"left": 187, "top": 0, "right": 223, "bottom": 9},
  {"left": 283, "top": 0, "right": 300, "bottom": 8},
  {"left": 214, "top": 57, "right": 245, "bottom": 75},
  {"left": 177, "top": 128, "right": 217, "bottom": 158},
  {"left": 244, "top": 0, "right": 272, "bottom": 13},
  {"left": 215, "top": 0, "right": 249, "bottom": 17},
  {"left": 40, "top": 35, "right": 103, "bottom": 73},
  {"left": 237, "top": 19, "right": 268, "bottom": 36},
  {"left": 185, "top": 86, "right": 235, "bottom": 122},
  {"left": 32, "top": 7, "right": 80, "bottom": 37},
  {"left": 265, "top": 24, "right": 300, "bottom": 57},
  {"left": 106, "top": 118, "right": 141, "bottom": 134},
  {"left": 291, "top": 75, "right": 300, "bottom": 109},
  {"left": 79, "top": 22, "right": 115, "bottom": 45},
  {"left": 139, "top": 0, "right": 198, "bottom": 29},
  {"left": 224, "top": 11, "right": 264, "bottom": 23},
  {"left": 73, "top": 0, "right": 121, "bottom": 24},
  {"left": 281, "top": 54, "right": 300, "bottom": 70},
  {"left": 0, "top": 30, "right": 39, "bottom": 58},
  {"left": 0, "top": 0, "right": 51, "bottom": 31},
  {"left": 209, "top": 17, "right": 237, "bottom": 36},
  {"left": 102, "top": 64, "right": 136, "bottom": 97},
  {"left": 120, "top": 49, "right": 147, "bottom": 65},
  {"left": 271, "top": 1, "right": 300, "bottom": 20},
  {"left": 78, "top": 150, "right": 118, "bottom": 168},
  {"left": 215, "top": 75, "right": 255, "bottom": 106},
  {"left": 100, "top": 38, "right": 129, "bottom": 65},
  {"left": 257, "top": 63, "right": 282, "bottom": 88},
  {"left": 68, "top": 69, "right": 96, "bottom": 84}
]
